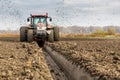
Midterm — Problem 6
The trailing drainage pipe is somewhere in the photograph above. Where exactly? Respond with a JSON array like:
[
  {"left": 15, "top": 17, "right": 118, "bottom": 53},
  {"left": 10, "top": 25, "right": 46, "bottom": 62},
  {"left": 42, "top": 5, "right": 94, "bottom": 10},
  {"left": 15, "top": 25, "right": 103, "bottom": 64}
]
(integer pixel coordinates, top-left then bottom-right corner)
[{"left": 44, "top": 45, "right": 98, "bottom": 80}]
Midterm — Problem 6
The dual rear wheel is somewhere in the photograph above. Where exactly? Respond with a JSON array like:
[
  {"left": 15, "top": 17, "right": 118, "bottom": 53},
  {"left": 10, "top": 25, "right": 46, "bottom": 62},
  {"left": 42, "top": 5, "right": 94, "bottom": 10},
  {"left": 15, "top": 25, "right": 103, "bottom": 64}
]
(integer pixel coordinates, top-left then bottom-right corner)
[
  {"left": 20, "top": 27, "right": 28, "bottom": 42},
  {"left": 20, "top": 27, "right": 33, "bottom": 42},
  {"left": 27, "top": 29, "right": 33, "bottom": 42},
  {"left": 48, "top": 27, "right": 59, "bottom": 42}
]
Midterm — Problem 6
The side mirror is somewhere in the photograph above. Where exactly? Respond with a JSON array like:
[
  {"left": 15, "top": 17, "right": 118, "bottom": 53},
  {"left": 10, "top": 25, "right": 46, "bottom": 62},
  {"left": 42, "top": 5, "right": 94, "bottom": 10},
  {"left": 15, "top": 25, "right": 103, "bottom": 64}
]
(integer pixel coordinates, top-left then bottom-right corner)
[
  {"left": 50, "top": 18, "right": 52, "bottom": 22},
  {"left": 27, "top": 18, "right": 30, "bottom": 22}
]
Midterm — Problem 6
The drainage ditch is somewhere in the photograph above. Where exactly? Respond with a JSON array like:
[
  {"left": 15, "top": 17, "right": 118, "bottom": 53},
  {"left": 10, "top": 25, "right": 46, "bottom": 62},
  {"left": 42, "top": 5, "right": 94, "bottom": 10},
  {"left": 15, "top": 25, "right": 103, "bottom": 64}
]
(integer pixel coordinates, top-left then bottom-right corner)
[{"left": 43, "top": 45, "right": 98, "bottom": 80}]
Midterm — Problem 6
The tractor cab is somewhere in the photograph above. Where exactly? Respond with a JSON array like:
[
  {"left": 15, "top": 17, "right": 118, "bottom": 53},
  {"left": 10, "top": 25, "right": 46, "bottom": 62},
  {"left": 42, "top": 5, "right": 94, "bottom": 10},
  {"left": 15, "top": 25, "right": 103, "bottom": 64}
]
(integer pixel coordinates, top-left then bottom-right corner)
[{"left": 27, "top": 13, "right": 52, "bottom": 30}]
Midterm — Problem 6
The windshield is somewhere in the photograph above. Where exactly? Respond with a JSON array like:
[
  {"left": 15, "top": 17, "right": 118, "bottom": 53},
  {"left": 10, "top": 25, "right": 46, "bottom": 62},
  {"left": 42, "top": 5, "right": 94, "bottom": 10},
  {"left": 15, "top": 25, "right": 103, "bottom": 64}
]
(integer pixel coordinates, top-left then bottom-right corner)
[{"left": 33, "top": 17, "right": 47, "bottom": 28}]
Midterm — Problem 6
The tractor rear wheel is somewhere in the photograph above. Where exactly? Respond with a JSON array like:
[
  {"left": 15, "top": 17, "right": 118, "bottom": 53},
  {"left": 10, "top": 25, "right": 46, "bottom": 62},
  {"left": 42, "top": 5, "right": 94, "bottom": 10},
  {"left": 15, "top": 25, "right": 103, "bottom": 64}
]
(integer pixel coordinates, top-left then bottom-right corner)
[
  {"left": 53, "top": 27, "right": 59, "bottom": 41},
  {"left": 48, "top": 30, "right": 54, "bottom": 42},
  {"left": 20, "top": 27, "right": 28, "bottom": 42},
  {"left": 27, "top": 29, "right": 33, "bottom": 42}
]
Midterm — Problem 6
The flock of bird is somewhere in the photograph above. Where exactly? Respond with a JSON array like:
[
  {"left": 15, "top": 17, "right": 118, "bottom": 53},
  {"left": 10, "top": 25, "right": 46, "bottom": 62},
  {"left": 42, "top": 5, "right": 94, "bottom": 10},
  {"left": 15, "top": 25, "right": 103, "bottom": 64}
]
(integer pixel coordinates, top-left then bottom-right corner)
[{"left": 0, "top": 0, "right": 22, "bottom": 29}]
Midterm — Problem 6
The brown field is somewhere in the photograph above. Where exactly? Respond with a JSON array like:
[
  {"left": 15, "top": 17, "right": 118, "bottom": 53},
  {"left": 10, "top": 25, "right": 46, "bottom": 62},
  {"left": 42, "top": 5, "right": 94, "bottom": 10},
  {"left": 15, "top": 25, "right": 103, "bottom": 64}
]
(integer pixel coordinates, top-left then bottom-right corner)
[
  {"left": 1, "top": 33, "right": 120, "bottom": 80},
  {"left": 1, "top": 33, "right": 120, "bottom": 38},
  {"left": 0, "top": 38, "right": 53, "bottom": 80},
  {"left": 48, "top": 39, "right": 120, "bottom": 80},
  {"left": 60, "top": 33, "right": 120, "bottom": 38},
  {"left": 0, "top": 34, "right": 19, "bottom": 37}
]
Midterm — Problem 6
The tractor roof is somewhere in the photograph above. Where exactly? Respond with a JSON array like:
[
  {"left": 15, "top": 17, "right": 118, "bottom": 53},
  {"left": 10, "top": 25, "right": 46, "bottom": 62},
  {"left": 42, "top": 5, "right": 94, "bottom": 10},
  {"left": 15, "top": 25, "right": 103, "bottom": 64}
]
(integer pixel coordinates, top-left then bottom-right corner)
[{"left": 31, "top": 13, "right": 48, "bottom": 17}]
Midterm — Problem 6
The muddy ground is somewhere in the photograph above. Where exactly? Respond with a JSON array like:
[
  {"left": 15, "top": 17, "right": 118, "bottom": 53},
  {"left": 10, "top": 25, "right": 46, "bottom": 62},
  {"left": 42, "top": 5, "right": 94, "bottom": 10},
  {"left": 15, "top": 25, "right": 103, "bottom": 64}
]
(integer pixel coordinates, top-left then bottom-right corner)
[
  {"left": 48, "top": 39, "right": 120, "bottom": 80},
  {"left": 1, "top": 37, "right": 120, "bottom": 80},
  {"left": 0, "top": 39, "right": 53, "bottom": 80}
]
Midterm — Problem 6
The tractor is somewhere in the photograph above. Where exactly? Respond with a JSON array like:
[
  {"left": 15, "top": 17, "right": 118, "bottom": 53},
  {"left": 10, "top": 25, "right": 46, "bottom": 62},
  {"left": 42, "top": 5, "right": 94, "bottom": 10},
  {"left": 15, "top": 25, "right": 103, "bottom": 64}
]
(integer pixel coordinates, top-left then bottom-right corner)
[{"left": 20, "top": 13, "right": 59, "bottom": 46}]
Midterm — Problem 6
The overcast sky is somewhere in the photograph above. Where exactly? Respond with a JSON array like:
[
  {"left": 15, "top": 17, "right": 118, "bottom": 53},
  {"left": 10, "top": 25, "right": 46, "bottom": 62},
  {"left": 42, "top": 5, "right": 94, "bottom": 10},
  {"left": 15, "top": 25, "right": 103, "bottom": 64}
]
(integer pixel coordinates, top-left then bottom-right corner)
[{"left": 0, "top": 0, "right": 120, "bottom": 30}]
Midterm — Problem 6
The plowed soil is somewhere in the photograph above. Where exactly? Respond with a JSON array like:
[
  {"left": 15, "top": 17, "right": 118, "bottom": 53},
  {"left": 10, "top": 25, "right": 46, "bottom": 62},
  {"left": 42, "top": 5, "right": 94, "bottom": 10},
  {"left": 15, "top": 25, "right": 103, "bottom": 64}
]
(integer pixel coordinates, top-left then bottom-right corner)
[
  {"left": 48, "top": 39, "right": 120, "bottom": 80},
  {"left": 0, "top": 40, "right": 53, "bottom": 80}
]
